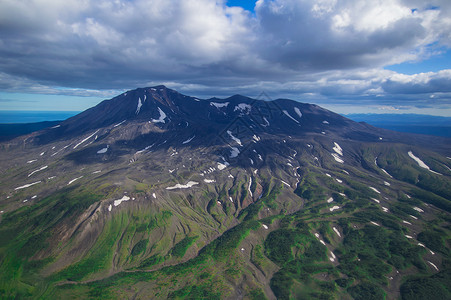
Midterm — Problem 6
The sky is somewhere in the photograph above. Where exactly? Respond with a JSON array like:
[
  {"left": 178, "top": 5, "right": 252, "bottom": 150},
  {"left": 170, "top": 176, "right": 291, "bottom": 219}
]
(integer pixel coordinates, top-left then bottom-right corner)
[{"left": 1, "top": 0, "right": 451, "bottom": 116}]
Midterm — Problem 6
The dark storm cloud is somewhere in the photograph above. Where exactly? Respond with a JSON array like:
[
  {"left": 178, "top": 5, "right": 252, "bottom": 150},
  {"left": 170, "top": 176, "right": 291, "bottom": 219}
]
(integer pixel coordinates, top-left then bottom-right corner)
[{"left": 0, "top": 0, "right": 450, "bottom": 108}]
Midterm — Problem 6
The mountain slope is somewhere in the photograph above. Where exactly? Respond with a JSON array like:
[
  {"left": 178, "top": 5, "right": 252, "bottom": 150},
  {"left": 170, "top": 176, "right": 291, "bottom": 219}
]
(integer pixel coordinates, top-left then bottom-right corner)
[{"left": 0, "top": 86, "right": 450, "bottom": 299}]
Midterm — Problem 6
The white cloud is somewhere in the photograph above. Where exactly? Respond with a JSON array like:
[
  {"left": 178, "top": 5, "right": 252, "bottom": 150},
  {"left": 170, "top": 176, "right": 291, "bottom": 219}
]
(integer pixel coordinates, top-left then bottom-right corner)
[{"left": 0, "top": 0, "right": 450, "bottom": 111}]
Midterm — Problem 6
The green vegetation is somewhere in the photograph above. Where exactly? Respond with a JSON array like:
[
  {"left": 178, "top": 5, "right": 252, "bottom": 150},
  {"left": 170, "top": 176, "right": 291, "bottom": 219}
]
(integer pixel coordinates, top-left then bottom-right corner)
[
  {"left": 131, "top": 239, "right": 148, "bottom": 256},
  {"left": 170, "top": 236, "right": 198, "bottom": 258}
]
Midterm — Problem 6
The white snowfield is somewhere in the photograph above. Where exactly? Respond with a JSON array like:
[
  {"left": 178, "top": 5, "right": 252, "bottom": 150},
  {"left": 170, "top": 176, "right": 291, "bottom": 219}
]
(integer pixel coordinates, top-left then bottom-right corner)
[
  {"left": 114, "top": 195, "right": 130, "bottom": 207},
  {"left": 282, "top": 110, "right": 300, "bottom": 123},
  {"left": 371, "top": 198, "right": 380, "bottom": 203},
  {"left": 68, "top": 176, "right": 83, "bottom": 185},
  {"left": 27, "top": 159, "right": 37, "bottom": 164},
  {"left": 370, "top": 221, "right": 380, "bottom": 226},
  {"left": 329, "top": 206, "right": 340, "bottom": 212},
  {"left": 327, "top": 197, "right": 334, "bottom": 203},
  {"left": 230, "top": 147, "right": 240, "bottom": 158},
  {"left": 28, "top": 166, "right": 48, "bottom": 177},
  {"left": 408, "top": 151, "right": 442, "bottom": 175},
  {"left": 369, "top": 187, "right": 381, "bottom": 194},
  {"left": 152, "top": 107, "right": 167, "bottom": 123},
  {"left": 281, "top": 180, "right": 290, "bottom": 187},
  {"left": 336, "top": 178, "right": 343, "bottom": 183},
  {"left": 294, "top": 107, "right": 303, "bottom": 119},
  {"left": 382, "top": 207, "right": 389, "bottom": 212},
  {"left": 152, "top": 193, "right": 157, "bottom": 199},
  {"left": 333, "top": 227, "right": 341, "bottom": 237},
  {"left": 428, "top": 261, "right": 439, "bottom": 271},
  {"left": 15, "top": 181, "right": 41, "bottom": 190},
  {"left": 182, "top": 135, "right": 195, "bottom": 144},
  {"left": 217, "top": 162, "right": 228, "bottom": 170},
  {"left": 114, "top": 120, "right": 126, "bottom": 127},
  {"left": 403, "top": 220, "right": 412, "bottom": 225},
  {"left": 333, "top": 142, "right": 343, "bottom": 156},
  {"left": 405, "top": 235, "right": 413, "bottom": 239},
  {"left": 97, "top": 145, "right": 109, "bottom": 154},
  {"left": 262, "top": 224, "right": 268, "bottom": 229},
  {"left": 136, "top": 97, "right": 143, "bottom": 114},
  {"left": 204, "top": 179, "right": 216, "bottom": 183},
  {"left": 380, "top": 168, "right": 393, "bottom": 178},
  {"left": 166, "top": 181, "right": 199, "bottom": 190},
  {"left": 234, "top": 103, "right": 251, "bottom": 114},
  {"left": 413, "top": 206, "right": 424, "bottom": 213},
  {"left": 108, "top": 204, "right": 112, "bottom": 211},
  {"left": 331, "top": 153, "right": 344, "bottom": 164},
  {"left": 227, "top": 130, "right": 242, "bottom": 146},
  {"left": 74, "top": 130, "right": 100, "bottom": 149},
  {"left": 211, "top": 102, "right": 229, "bottom": 108},
  {"left": 248, "top": 177, "right": 253, "bottom": 197},
  {"left": 384, "top": 181, "right": 391, "bottom": 186}
]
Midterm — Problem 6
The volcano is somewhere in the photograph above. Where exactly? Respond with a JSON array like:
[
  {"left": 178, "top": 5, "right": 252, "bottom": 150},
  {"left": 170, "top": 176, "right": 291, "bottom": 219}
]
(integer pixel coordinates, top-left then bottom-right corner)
[{"left": 1, "top": 86, "right": 450, "bottom": 299}]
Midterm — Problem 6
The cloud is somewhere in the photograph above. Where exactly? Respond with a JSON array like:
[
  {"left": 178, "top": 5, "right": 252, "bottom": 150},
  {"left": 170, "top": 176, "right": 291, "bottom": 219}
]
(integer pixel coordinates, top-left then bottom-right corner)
[{"left": 0, "top": 0, "right": 450, "bottom": 110}]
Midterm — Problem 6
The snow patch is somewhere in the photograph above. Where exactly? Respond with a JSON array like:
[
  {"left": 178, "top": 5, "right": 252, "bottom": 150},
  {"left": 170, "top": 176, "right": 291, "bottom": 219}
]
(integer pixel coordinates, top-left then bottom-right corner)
[
  {"left": 371, "top": 198, "right": 380, "bottom": 203},
  {"left": 402, "top": 220, "right": 412, "bottom": 225},
  {"left": 166, "top": 181, "right": 199, "bottom": 190},
  {"left": 329, "top": 206, "right": 340, "bottom": 212},
  {"left": 413, "top": 206, "right": 424, "bottom": 213},
  {"left": 327, "top": 197, "right": 334, "bottom": 203},
  {"left": 248, "top": 177, "right": 253, "bottom": 197},
  {"left": 234, "top": 103, "right": 251, "bottom": 114},
  {"left": 322, "top": 120, "right": 329, "bottom": 124},
  {"left": 204, "top": 179, "right": 216, "bottom": 183},
  {"left": 108, "top": 204, "right": 112, "bottom": 212},
  {"left": 217, "top": 163, "right": 227, "bottom": 170},
  {"left": 262, "top": 224, "right": 268, "bottom": 229},
  {"left": 68, "top": 176, "right": 83, "bottom": 185},
  {"left": 326, "top": 173, "right": 332, "bottom": 177},
  {"left": 283, "top": 110, "right": 300, "bottom": 123},
  {"left": 182, "top": 135, "right": 195, "bottom": 144},
  {"left": 230, "top": 147, "right": 240, "bottom": 158},
  {"left": 333, "top": 227, "right": 341, "bottom": 237},
  {"left": 227, "top": 130, "right": 242, "bottom": 146},
  {"left": 281, "top": 180, "right": 290, "bottom": 187},
  {"left": 211, "top": 102, "right": 229, "bottom": 108},
  {"left": 382, "top": 207, "right": 389, "bottom": 212},
  {"left": 93, "top": 170, "right": 101, "bottom": 174},
  {"left": 408, "top": 151, "right": 442, "bottom": 175},
  {"left": 294, "top": 107, "right": 303, "bottom": 118},
  {"left": 51, "top": 124, "right": 61, "bottom": 129},
  {"left": 229, "top": 197, "right": 233, "bottom": 202},
  {"left": 384, "top": 181, "right": 391, "bottom": 186},
  {"left": 331, "top": 153, "right": 344, "bottom": 163},
  {"left": 381, "top": 168, "right": 393, "bottom": 178},
  {"left": 370, "top": 221, "right": 380, "bottom": 226},
  {"left": 152, "top": 193, "right": 157, "bottom": 199},
  {"left": 369, "top": 186, "right": 380, "bottom": 194},
  {"left": 40, "top": 152, "right": 45, "bottom": 156},
  {"left": 152, "top": 107, "right": 167, "bottom": 123},
  {"left": 136, "top": 97, "right": 143, "bottom": 114},
  {"left": 97, "top": 145, "right": 109, "bottom": 154},
  {"left": 74, "top": 130, "right": 100, "bottom": 149},
  {"left": 28, "top": 165, "right": 48, "bottom": 177},
  {"left": 262, "top": 117, "right": 270, "bottom": 127},
  {"left": 410, "top": 215, "right": 418, "bottom": 220},
  {"left": 15, "top": 181, "right": 41, "bottom": 190},
  {"left": 114, "top": 195, "right": 130, "bottom": 207},
  {"left": 405, "top": 235, "right": 413, "bottom": 239},
  {"left": 27, "top": 159, "right": 37, "bottom": 164},
  {"left": 336, "top": 178, "right": 343, "bottom": 183},
  {"left": 114, "top": 120, "right": 126, "bottom": 127},
  {"left": 333, "top": 142, "right": 343, "bottom": 156},
  {"left": 428, "top": 261, "right": 439, "bottom": 271}
]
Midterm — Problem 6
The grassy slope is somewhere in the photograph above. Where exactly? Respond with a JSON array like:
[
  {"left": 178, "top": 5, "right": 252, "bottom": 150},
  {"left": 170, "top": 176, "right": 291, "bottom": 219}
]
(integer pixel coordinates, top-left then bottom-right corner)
[{"left": 0, "top": 142, "right": 450, "bottom": 299}]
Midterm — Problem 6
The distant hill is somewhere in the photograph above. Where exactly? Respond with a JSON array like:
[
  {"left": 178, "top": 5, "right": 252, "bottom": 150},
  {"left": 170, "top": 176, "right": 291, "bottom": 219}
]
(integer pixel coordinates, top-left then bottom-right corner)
[{"left": 346, "top": 113, "right": 451, "bottom": 137}]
